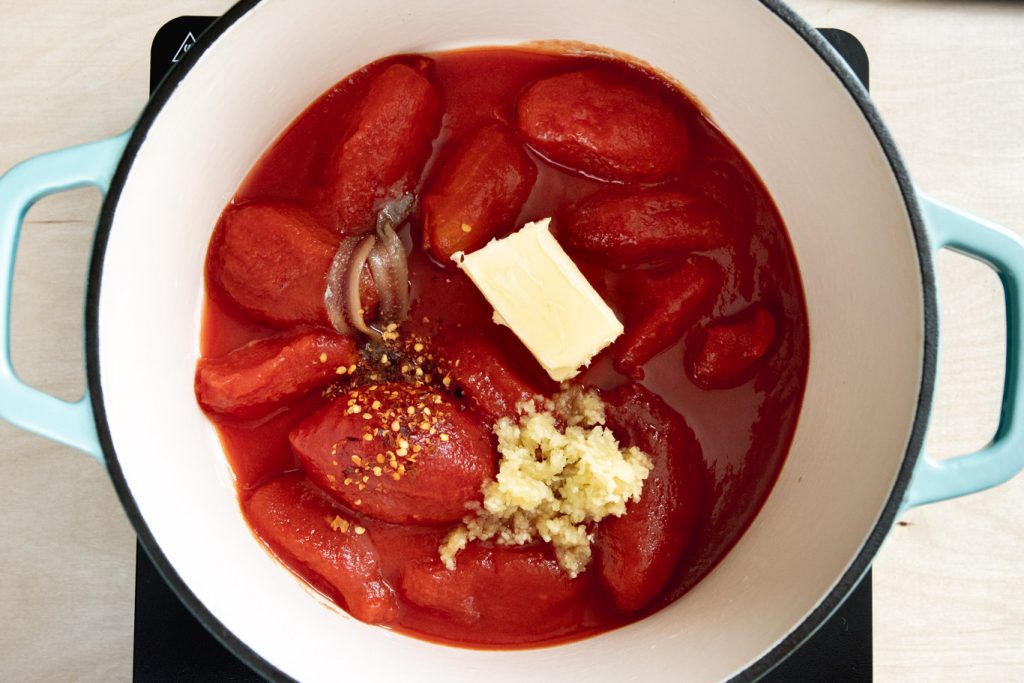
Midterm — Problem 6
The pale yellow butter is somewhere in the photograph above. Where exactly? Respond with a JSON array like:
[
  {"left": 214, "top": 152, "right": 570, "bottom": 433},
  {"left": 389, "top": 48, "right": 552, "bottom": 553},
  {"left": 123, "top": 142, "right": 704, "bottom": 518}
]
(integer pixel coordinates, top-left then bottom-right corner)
[{"left": 453, "top": 218, "right": 624, "bottom": 381}]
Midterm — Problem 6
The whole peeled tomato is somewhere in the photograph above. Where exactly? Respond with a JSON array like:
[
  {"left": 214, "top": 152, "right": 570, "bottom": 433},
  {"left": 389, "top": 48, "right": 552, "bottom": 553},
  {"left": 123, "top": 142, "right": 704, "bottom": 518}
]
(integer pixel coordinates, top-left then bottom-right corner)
[
  {"left": 562, "top": 188, "right": 729, "bottom": 269},
  {"left": 422, "top": 123, "right": 537, "bottom": 263},
  {"left": 596, "top": 383, "right": 704, "bottom": 613},
  {"left": 289, "top": 383, "right": 496, "bottom": 524},
  {"left": 245, "top": 474, "right": 398, "bottom": 625},
  {"left": 515, "top": 67, "right": 689, "bottom": 182},
  {"left": 325, "top": 62, "right": 442, "bottom": 235},
  {"left": 207, "top": 202, "right": 378, "bottom": 328},
  {"left": 687, "top": 306, "right": 777, "bottom": 389},
  {"left": 613, "top": 256, "right": 722, "bottom": 380},
  {"left": 400, "top": 544, "right": 586, "bottom": 638},
  {"left": 435, "top": 328, "right": 552, "bottom": 423},
  {"left": 195, "top": 330, "right": 358, "bottom": 420}
]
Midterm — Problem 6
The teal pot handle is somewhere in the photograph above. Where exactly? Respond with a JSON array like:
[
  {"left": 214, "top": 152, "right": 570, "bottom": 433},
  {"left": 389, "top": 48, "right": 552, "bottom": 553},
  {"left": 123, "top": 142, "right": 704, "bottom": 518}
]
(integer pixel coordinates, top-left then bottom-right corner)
[
  {"left": 904, "top": 195, "right": 1024, "bottom": 508},
  {"left": 0, "top": 132, "right": 130, "bottom": 463}
]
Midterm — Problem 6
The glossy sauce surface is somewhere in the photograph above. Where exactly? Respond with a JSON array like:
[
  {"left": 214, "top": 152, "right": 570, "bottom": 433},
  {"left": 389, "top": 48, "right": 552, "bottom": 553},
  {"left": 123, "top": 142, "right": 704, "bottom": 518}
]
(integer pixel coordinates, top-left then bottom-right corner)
[{"left": 199, "top": 48, "right": 809, "bottom": 647}]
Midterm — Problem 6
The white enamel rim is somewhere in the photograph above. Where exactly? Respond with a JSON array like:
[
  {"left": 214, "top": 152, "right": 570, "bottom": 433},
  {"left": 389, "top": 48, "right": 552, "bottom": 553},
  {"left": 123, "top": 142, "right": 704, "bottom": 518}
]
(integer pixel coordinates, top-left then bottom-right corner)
[{"left": 86, "top": 1, "right": 936, "bottom": 681}]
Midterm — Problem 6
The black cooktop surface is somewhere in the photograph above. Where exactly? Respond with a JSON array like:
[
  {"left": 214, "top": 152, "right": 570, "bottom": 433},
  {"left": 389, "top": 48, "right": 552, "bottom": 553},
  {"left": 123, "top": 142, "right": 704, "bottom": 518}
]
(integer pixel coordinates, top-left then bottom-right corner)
[{"left": 134, "top": 17, "right": 872, "bottom": 682}]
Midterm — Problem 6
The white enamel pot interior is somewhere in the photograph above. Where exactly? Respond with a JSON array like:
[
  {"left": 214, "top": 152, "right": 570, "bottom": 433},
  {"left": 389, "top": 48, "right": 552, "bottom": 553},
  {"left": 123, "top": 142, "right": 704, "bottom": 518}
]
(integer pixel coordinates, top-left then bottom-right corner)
[{"left": 89, "top": 0, "right": 933, "bottom": 680}]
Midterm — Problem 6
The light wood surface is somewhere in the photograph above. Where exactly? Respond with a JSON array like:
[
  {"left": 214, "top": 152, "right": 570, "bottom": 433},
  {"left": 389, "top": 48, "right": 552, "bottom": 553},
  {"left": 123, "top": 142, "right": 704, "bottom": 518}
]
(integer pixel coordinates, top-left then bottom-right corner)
[{"left": 0, "top": 1, "right": 1021, "bottom": 680}]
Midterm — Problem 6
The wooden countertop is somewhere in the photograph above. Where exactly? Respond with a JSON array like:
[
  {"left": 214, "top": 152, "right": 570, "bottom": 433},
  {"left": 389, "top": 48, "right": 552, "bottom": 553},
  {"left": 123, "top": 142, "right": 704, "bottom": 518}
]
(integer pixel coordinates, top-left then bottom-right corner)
[{"left": 0, "top": 1, "right": 1020, "bottom": 680}]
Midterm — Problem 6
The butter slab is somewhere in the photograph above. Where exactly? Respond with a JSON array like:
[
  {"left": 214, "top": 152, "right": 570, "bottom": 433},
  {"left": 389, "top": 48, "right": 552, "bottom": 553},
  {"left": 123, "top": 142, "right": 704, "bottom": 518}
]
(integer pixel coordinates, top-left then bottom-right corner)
[{"left": 453, "top": 218, "right": 623, "bottom": 381}]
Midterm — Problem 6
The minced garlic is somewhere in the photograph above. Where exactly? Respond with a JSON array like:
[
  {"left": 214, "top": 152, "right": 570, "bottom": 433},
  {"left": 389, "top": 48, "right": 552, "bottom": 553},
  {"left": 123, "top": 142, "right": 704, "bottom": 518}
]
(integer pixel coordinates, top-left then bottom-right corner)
[{"left": 439, "top": 387, "right": 652, "bottom": 577}]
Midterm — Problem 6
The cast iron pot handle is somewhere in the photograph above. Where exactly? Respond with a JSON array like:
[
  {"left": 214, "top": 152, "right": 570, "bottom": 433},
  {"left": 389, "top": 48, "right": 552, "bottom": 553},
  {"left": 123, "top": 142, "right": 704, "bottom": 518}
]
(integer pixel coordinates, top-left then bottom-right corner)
[
  {"left": 904, "top": 195, "right": 1024, "bottom": 508},
  {"left": 0, "top": 132, "right": 130, "bottom": 463}
]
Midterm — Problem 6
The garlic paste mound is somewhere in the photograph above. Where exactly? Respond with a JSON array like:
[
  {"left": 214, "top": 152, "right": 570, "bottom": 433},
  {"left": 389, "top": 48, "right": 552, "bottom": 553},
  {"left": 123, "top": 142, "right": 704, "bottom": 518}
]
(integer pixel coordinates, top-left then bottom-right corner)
[{"left": 441, "top": 388, "right": 653, "bottom": 577}]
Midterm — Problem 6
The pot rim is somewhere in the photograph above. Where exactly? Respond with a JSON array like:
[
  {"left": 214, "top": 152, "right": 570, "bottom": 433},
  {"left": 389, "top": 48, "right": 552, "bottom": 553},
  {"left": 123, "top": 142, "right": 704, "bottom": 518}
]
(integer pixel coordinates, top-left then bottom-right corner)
[{"left": 84, "top": 1, "right": 938, "bottom": 680}]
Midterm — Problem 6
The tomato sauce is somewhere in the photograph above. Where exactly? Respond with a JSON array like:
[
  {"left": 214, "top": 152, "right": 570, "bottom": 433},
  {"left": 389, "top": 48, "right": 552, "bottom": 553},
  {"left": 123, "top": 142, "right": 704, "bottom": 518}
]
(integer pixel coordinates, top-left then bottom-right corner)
[{"left": 197, "top": 48, "right": 809, "bottom": 648}]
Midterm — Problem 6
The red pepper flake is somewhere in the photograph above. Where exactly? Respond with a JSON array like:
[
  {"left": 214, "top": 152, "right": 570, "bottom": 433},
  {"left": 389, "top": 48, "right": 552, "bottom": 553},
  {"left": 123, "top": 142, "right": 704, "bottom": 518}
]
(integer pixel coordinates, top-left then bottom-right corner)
[{"left": 327, "top": 516, "right": 350, "bottom": 533}]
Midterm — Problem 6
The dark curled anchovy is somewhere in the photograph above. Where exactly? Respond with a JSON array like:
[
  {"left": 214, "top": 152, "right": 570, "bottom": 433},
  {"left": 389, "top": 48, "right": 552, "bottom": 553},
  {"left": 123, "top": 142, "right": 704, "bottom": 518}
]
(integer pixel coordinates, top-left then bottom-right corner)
[
  {"left": 368, "top": 193, "right": 414, "bottom": 327},
  {"left": 325, "top": 193, "right": 415, "bottom": 338},
  {"left": 324, "top": 236, "right": 362, "bottom": 335}
]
